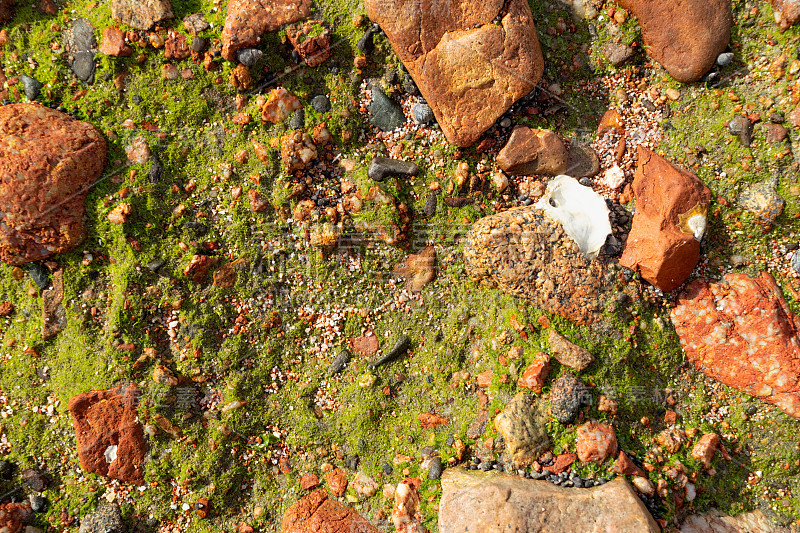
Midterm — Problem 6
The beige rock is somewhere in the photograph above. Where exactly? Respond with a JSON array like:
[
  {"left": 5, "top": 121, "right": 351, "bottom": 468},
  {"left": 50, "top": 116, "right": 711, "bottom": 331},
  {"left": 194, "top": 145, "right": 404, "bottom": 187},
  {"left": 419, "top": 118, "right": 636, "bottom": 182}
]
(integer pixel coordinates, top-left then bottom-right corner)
[
  {"left": 681, "top": 509, "right": 788, "bottom": 533},
  {"left": 548, "top": 329, "right": 594, "bottom": 371},
  {"left": 439, "top": 468, "right": 659, "bottom": 532}
]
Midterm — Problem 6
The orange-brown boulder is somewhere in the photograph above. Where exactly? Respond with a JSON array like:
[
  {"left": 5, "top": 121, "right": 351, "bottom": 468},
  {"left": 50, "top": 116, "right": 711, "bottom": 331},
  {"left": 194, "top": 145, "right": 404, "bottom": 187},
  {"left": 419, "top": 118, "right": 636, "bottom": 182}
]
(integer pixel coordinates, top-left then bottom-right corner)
[
  {"left": 618, "top": 0, "right": 732, "bottom": 82},
  {"left": 221, "top": 0, "right": 312, "bottom": 62},
  {"left": 0, "top": 104, "right": 108, "bottom": 265},
  {"left": 366, "top": 0, "right": 544, "bottom": 147},
  {"left": 281, "top": 490, "right": 378, "bottom": 533},
  {"left": 670, "top": 272, "right": 800, "bottom": 420},
  {"left": 68, "top": 383, "right": 147, "bottom": 485},
  {"left": 620, "top": 146, "right": 711, "bottom": 292}
]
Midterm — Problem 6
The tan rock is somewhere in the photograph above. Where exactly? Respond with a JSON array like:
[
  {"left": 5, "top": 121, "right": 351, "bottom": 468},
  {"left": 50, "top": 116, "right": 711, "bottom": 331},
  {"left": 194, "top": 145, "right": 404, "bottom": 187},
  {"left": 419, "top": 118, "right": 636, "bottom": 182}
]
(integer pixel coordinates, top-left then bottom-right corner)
[
  {"left": 494, "top": 393, "right": 550, "bottom": 467},
  {"left": 439, "top": 468, "right": 659, "bottom": 532},
  {"left": 392, "top": 478, "right": 423, "bottom": 533},
  {"left": 655, "top": 428, "right": 686, "bottom": 454},
  {"left": 394, "top": 246, "right": 436, "bottom": 293},
  {"left": 767, "top": 0, "right": 800, "bottom": 31},
  {"left": 365, "top": 0, "right": 544, "bottom": 147},
  {"left": 547, "top": 329, "right": 594, "bottom": 371},
  {"left": 617, "top": 0, "right": 732, "bottom": 82},
  {"left": 262, "top": 88, "right": 302, "bottom": 123},
  {"left": 111, "top": 0, "right": 174, "bottom": 30},
  {"left": 496, "top": 127, "right": 567, "bottom": 176},
  {"left": 681, "top": 509, "right": 789, "bottom": 533}
]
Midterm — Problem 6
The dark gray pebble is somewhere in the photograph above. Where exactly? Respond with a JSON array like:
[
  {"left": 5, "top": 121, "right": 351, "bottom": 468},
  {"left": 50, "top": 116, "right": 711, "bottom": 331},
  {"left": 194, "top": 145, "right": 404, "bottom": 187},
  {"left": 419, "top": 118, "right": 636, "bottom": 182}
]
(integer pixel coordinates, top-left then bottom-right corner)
[
  {"left": 716, "top": 52, "right": 734, "bottom": 67},
  {"left": 412, "top": 103, "right": 434, "bottom": 125},
  {"left": 345, "top": 454, "right": 359, "bottom": 470},
  {"left": 21, "top": 75, "right": 43, "bottom": 101},
  {"left": 368, "top": 156, "right": 419, "bottom": 182},
  {"left": 147, "top": 259, "right": 165, "bottom": 273},
  {"left": 237, "top": 48, "right": 263, "bottom": 66},
  {"left": 428, "top": 457, "right": 443, "bottom": 480},
  {"left": 382, "top": 462, "right": 394, "bottom": 475},
  {"left": 289, "top": 109, "right": 305, "bottom": 130},
  {"left": 192, "top": 37, "right": 208, "bottom": 54},
  {"left": 368, "top": 85, "right": 406, "bottom": 131},
  {"left": 30, "top": 494, "right": 46, "bottom": 513},
  {"left": 30, "top": 264, "right": 50, "bottom": 290},
  {"left": 327, "top": 350, "right": 351, "bottom": 376},
  {"left": 729, "top": 115, "right": 753, "bottom": 147},
  {"left": 311, "top": 94, "right": 331, "bottom": 113},
  {"left": 423, "top": 192, "right": 437, "bottom": 218}
]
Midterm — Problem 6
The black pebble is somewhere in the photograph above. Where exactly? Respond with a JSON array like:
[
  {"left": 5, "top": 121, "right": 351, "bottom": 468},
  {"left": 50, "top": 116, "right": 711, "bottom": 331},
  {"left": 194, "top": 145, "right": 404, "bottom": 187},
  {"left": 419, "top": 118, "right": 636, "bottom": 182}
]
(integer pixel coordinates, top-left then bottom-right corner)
[
  {"left": 368, "top": 156, "right": 419, "bottom": 182},
  {"left": 192, "top": 37, "right": 208, "bottom": 54},
  {"left": 357, "top": 27, "right": 377, "bottom": 55},
  {"left": 289, "top": 108, "right": 305, "bottom": 130},
  {"left": 345, "top": 454, "right": 360, "bottom": 470},
  {"left": 30, "top": 264, "right": 50, "bottom": 290},
  {"left": 382, "top": 463, "right": 393, "bottom": 475},
  {"left": 146, "top": 259, "right": 165, "bottom": 273},
  {"left": 428, "top": 457, "right": 443, "bottom": 480},
  {"left": 327, "top": 350, "right": 351, "bottom": 376},
  {"left": 148, "top": 155, "right": 164, "bottom": 184},
  {"left": 21, "top": 75, "right": 43, "bottom": 101},
  {"left": 423, "top": 192, "right": 437, "bottom": 218},
  {"left": 311, "top": 94, "right": 331, "bottom": 113}
]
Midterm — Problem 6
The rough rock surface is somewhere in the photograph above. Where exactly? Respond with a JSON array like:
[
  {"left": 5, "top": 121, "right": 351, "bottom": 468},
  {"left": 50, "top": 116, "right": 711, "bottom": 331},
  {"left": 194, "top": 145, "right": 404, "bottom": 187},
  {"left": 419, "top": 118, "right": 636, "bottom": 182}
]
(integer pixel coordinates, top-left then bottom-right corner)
[
  {"left": 620, "top": 146, "right": 711, "bottom": 292},
  {"left": 281, "top": 489, "right": 378, "bottom": 533},
  {"left": 496, "top": 127, "right": 568, "bottom": 176},
  {"left": 68, "top": 384, "right": 147, "bottom": 484},
  {"left": 365, "top": 0, "right": 544, "bottom": 147},
  {"left": 111, "top": 0, "right": 174, "bottom": 30},
  {"left": 517, "top": 353, "right": 550, "bottom": 393},
  {"left": 549, "top": 373, "right": 589, "bottom": 424},
  {"left": 768, "top": 0, "right": 800, "bottom": 31},
  {"left": 691, "top": 433, "right": 721, "bottom": 469},
  {"left": 681, "top": 509, "right": 788, "bottom": 533},
  {"left": 463, "top": 206, "right": 613, "bottom": 325},
  {"left": 670, "top": 272, "right": 800, "bottom": 419},
  {"left": 99, "top": 27, "right": 133, "bottom": 57},
  {"left": 0, "top": 104, "right": 108, "bottom": 265},
  {"left": 0, "top": 0, "right": 14, "bottom": 25},
  {"left": 439, "top": 468, "right": 660, "bottom": 532},
  {"left": 286, "top": 21, "right": 332, "bottom": 67},
  {"left": 548, "top": 329, "right": 594, "bottom": 371},
  {"left": 494, "top": 393, "right": 550, "bottom": 466},
  {"left": 222, "top": 0, "right": 313, "bottom": 61},
  {"left": 0, "top": 503, "right": 31, "bottom": 533},
  {"left": 575, "top": 421, "right": 618, "bottom": 463},
  {"left": 617, "top": 0, "right": 732, "bottom": 82},
  {"left": 79, "top": 502, "right": 125, "bottom": 533}
]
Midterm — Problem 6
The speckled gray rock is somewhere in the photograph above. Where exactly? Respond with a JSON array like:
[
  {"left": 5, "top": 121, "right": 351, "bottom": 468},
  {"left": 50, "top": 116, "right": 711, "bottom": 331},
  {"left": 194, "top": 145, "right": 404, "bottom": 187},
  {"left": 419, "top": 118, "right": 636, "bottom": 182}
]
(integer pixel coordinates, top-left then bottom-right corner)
[
  {"left": 368, "top": 85, "right": 405, "bottom": 131},
  {"left": 21, "top": 75, "right": 42, "bottom": 101},
  {"left": 412, "top": 103, "right": 435, "bottom": 124},
  {"left": 738, "top": 178, "right": 784, "bottom": 230},
  {"left": 439, "top": 469, "right": 660, "bottom": 533},
  {"left": 311, "top": 94, "right": 331, "bottom": 113},
  {"left": 368, "top": 156, "right": 419, "bottom": 182},
  {"left": 494, "top": 393, "right": 550, "bottom": 467},
  {"left": 236, "top": 48, "right": 263, "bottom": 66},
  {"left": 79, "top": 501, "right": 125, "bottom": 533},
  {"left": 549, "top": 373, "right": 589, "bottom": 425},
  {"left": 463, "top": 207, "right": 614, "bottom": 325},
  {"left": 68, "top": 19, "right": 96, "bottom": 84}
]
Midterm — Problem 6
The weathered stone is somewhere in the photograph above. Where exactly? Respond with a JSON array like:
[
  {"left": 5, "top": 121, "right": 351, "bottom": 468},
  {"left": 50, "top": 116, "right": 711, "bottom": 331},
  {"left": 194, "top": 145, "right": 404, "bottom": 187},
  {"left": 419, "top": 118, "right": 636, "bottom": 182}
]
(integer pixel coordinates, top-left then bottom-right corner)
[
  {"left": 494, "top": 393, "right": 550, "bottom": 467},
  {"left": 655, "top": 428, "right": 686, "bottom": 454},
  {"left": 352, "top": 472, "right": 379, "bottom": 499},
  {"left": 602, "top": 41, "right": 635, "bottom": 67},
  {"left": 79, "top": 502, "right": 125, "bottom": 533},
  {"left": 99, "top": 27, "right": 132, "bottom": 57},
  {"left": 222, "top": 0, "right": 313, "bottom": 61},
  {"left": 326, "top": 468, "right": 348, "bottom": 497},
  {"left": 368, "top": 85, "right": 406, "bottom": 132},
  {"left": 549, "top": 373, "right": 588, "bottom": 425},
  {"left": 182, "top": 13, "right": 209, "bottom": 34},
  {"left": 620, "top": 146, "right": 711, "bottom": 292},
  {"left": 0, "top": 503, "right": 31, "bottom": 533},
  {"left": 42, "top": 269, "right": 65, "bottom": 340},
  {"left": 670, "top": 272, "right": 800, "bottom": 419},
  {"left": 566, "top": 140, "right": 601, "bottom": 178},
  {"left": 576, "top": 421, "right": 617, "bottom": 463},
  {"left": 394, "top": 246, "right": 436, "bottom": 293},
  {"left": 691, "top": 433, "right": 720, "bottom": 469},
  {"left": 464, "top": 207, "right": 613, "bottom": 325},
  {"left": 286, "top": 21, "right": 332, "bottom": 67},
  {"left": 366, "top": 0, "right": 544, "bottom": 146},
  {"left": 496, "top": 127, "right": 567, "bottom": 176},
  {"left": 184, "top": 254, "right": 213, "bottom": 282},
  {"left": 516, "top": 353, "right": 550, "bottom": 394},
  {"left": 68, "top": 384, "right": 146, "bottom": 485},
  {"left": 767, "top": 0, "right": 800, "bottom": 31},
  {"left": 439, "top": 468, "right": 659, "bottom": 533},
  {"left": 164, "top": 30, "right": 190, "bottom": 60},
  {"left": 111, "top": 0, "right": 173, "bottom": 30},
  {"left": 765, "top": 123, "right": 788, "bottom": 142},
  {"left": 548, "top": 329, "right": 594, "bottom": 371},
  {"left": 368, "top": 156, "right": 419, "bottom": 182},
  {"left": 681, "top": 509, "right": 789, "bottom": 533},
  {"left": 738, "top": 179, "right": 784, "bottom": 231},
  {"left": 280, "top": 131, "right": 318, "bottom": 173},
  {"left": 0, "top": 104, "right": 108, "bottom": 265},
  {"left": 0, "top": 0, "right": 14, "bottom": 25},
  {"left": 281, "top": 489, "right": 378, "bottom": 533},
  {"left": 213, "top": 258, "right": 248, "bottom": 288},
  {"left": 617, "top": 0, "right": 732, "bottom": 83},
  {"left": 392, "top": 478, "right": 423, "bottom": 533},
  {"left": 613, "top": 451, "right": 647, "bottom": 478},
  {"left": 262, "top": 88, "right": 302, "bottom": 123}
]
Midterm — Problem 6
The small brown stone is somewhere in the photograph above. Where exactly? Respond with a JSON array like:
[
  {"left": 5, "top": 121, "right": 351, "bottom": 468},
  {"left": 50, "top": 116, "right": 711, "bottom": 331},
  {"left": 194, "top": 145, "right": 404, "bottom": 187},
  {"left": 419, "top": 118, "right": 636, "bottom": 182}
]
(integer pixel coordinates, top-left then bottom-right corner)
[
  {"left": 286, "top": 20, "right": 332, "bottom": 67},
  {"left": 548, "top": 330, "right": 594, "bottom": 371},
  {"left": 496, "top": 127, "right": 567, "bottom": 176},
  {"left": 516, "top": 353, "right": 550, "bottom": 393},
  {"left": 300, "top": 473, "right": 319, "bottom": 491},
  {"left": 352, "top": 334, "right": 379, "bottom": 356},
  {"left": 164, "top": 30, "right": 191, "bottom": 60},
  {"left": 394, "top": 246, "right": 436, "bottom": 293},
  {"left": 326, "top": 468, "right": 348, "bottom": 497},
  {"left": 691, "top": 433, "right": 720, "bottom": 469},
  {"left": 248, "top": 189, "right": 269, "bottom": 213},
  {"left": 99, "top": 27, "right": 133, "bottom": 57},
  {"left": 612, "top": 451, "right": 647, "bottom": 478}
]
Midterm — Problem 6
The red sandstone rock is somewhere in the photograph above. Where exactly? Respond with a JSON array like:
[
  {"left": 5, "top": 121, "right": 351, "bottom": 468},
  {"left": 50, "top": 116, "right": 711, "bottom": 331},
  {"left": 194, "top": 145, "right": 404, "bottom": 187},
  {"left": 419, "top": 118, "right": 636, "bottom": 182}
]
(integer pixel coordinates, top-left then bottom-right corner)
[
  {"left": 68, "top": 384, "right": 146, "bottom": 485},
  {"left": 550, "top": 453, "right": 576, "bottom": 475},
  {"left": 517, "top": 352, "right": 550, "bottom": 393},
  {"left": 286, "top": 21, "right": 332, "bottom": 68},
  {"left": 0, "top": 104, "right": 108, "bottom": 265},
  {"left": 576, "top": 421, "right": 617, "bottom": 463},
  {"left": 691, "top": 433, "right": 721, "bottom": 469},
  {"left": 184, "top": 254, "right": 214, "bottom": 282},
  {"left": 366, "top": 0, "right": 544, "bottom": 147},
  {"left": 281, "top": 489, "right": 378, "bottom": 533},
  {"left": 670, "top": 272, "right": 800, "bottom": 420},
  {"left": 222, "top": 0, "right": 313, "bottom": 62},
  {"left": 352, "top": 333, "right": 379, "bottom": 356},
  {"left": 326, "top": 468, "right": 348, "bottom": 497},
  {"left": 263, "top": 88, "right": 302, "bottom": 123},
  {"left": 613, "top": 451, "right": 647, "bottom": 478},
  {"left": 164, "top": 30, "right": 190, "bottom": 60},
  {"left": 99, "top": 27, "right": 133, "bottom": 57},
  {"left": 768, "top": 0, "right": 800, "bottom": 31},
  {"left": 620, "top": 146, "right": 711, "bottom": 292},
  {"left": 617, "top": 0, "right": 732, "bottom": 83},
  {"left": 300, "top": 473, "right": 319, "bottom": 491},
  {"left": 496, "top": 127, "right": 567, "bottom": 176}
]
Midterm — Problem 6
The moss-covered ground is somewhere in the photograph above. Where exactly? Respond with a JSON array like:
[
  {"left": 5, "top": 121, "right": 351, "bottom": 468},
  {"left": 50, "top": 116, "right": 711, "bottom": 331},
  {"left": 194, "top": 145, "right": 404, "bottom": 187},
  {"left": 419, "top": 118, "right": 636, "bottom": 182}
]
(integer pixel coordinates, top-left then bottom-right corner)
[{"left": 0, "top": 0, "right": 799, "bottom": 531}]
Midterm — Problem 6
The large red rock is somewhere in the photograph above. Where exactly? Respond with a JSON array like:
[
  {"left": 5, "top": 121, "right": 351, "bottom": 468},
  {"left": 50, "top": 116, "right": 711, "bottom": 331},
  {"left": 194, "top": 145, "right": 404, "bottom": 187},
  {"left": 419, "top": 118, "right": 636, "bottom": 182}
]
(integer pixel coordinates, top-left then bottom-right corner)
[
  {"left": 281, "top": 489, "right": 378, "bottom": 533},
  {"left": 366, "top": 0, "right": 544, "bottom": 147},
  {"left": 670, "top": 272, "right": 800, "bottom": 420},
  {"left": 222, "top": 0, "right": 313, "bottom": 62},
  {"left": 768, "top": 0, "right": 800, "bottom": 31},
  {"left": 496, "top": 127, "right": 567, "bottom": 176},
  {"left": 617, "top": 0, "right": 732, "bottom": 83},
  {"left": 620, "top": 146, "right": 711, "bottom": 292},
  {"left": 68, "top": 384, "right": 147, "bottom": 485},
  {"left": 0, "top": 104, "right": 108, "bottom": 265}
]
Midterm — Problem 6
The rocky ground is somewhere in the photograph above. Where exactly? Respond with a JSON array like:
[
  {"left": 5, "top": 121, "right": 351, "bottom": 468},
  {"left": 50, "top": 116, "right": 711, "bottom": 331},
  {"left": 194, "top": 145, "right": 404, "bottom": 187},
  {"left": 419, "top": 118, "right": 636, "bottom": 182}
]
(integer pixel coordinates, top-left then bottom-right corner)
[{"left": 1, "top": 0, "right": 800, "bottom": 532}]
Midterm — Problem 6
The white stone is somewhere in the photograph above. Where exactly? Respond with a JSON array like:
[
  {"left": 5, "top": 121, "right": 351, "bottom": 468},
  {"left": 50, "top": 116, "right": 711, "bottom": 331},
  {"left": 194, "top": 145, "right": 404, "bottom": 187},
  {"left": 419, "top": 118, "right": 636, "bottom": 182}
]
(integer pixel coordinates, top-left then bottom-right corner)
[
  {"left": 536, "top": 175, "right": 612, "bottom": 259},
  {"left": 603, "top": 165, "right": 625, "bottom": 189},
  {"left": 104, "top": 444, "right": 118, "bottom": 464}
]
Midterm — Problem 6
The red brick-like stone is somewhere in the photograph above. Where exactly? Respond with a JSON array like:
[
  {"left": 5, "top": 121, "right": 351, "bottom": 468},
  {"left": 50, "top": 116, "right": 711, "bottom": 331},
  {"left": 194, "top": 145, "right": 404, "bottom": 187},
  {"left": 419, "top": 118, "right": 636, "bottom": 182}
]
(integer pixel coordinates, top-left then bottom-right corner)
[
  {"left": 281, "top": 490, "right": 378, "bottom": 533},
  {"left": 0, "top": 104, "right": 107, "bottom": 265},
  {"left": 286, "top": 21, "right": 332, "bottom": 68},
  {"left": 222, "top": 0, "right": 312, "bottom": 62},
  {"left": 517, "top": 352, "right": 550, "bottom": 394},
  {"left": 671, "top": 272, "right": 800, "bottom": 419},
  {"left": 576, "top": 421, "right": 617, "bottom": 464},
  {"left": 99, "top": 27, "right": 133, "bottom": 57},
  {"left": 620, "top": 147, "right": 711, "bottom": 292},
  {"left": 326, "top": 468, "right": 348, "bottom": 497},
  {"left": 68, "top": 384, "right": 146, "bottom": 485},
  {"left": 691, "top": 433, "right": 720, "bottom": 470},
  {"left": 617, "top": 0, "right": 732, "bottom": 83},
  {"left": 496, "top": 127, "right": 567, "bottom": 176}
]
